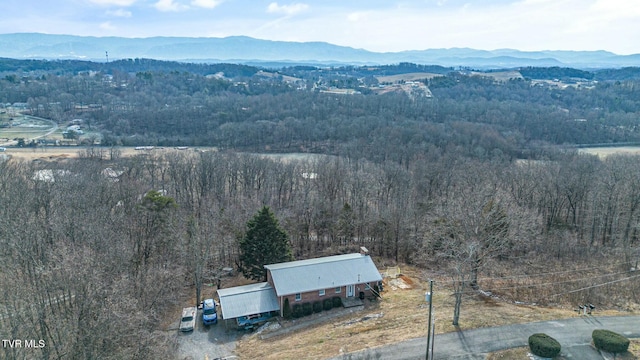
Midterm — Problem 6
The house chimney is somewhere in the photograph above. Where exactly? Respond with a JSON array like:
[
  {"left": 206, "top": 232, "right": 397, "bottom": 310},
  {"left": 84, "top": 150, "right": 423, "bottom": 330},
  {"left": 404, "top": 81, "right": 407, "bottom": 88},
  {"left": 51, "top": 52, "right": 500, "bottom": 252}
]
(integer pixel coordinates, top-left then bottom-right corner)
[{"left": 360, "top": 246, "right": 369, "bottom": 256}]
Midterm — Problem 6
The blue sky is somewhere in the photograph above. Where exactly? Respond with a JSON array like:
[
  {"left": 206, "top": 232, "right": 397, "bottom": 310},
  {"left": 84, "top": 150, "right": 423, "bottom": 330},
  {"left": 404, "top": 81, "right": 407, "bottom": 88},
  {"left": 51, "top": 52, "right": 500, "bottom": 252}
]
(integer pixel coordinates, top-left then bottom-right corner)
[{"left": 0, "top": 0, "right": 638, "bottom": 54}]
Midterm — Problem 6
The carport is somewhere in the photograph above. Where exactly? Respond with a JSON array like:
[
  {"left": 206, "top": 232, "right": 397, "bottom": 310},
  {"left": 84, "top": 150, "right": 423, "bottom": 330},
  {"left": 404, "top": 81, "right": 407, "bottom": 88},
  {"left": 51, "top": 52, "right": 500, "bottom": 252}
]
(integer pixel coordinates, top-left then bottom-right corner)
[{"left": 217, "top": 282, "right": 280, "bottom": 329}]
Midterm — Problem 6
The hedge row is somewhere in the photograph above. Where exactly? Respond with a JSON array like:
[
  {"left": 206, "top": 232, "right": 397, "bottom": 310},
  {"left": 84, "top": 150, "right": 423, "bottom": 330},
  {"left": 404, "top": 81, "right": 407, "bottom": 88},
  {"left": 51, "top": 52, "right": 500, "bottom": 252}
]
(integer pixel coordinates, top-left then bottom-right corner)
[
  {"left": 528, "top": 329, "right": 631, "bottom": 358},
  {"left": 290, "top": 296, "right": 344, "bottom": 319},
  {"left": 528, "top": 333, "right": 561, "bottom": 358},
  {"left": 592, "top": 329, "right": 630, "bottom": 354}
]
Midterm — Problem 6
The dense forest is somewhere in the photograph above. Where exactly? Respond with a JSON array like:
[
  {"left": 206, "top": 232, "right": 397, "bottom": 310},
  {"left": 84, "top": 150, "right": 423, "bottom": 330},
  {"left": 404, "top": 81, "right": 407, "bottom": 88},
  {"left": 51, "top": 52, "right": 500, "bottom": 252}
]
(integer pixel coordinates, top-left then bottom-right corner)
[{"left": 1, "top": 59, "right": 640, "bottom": 359}]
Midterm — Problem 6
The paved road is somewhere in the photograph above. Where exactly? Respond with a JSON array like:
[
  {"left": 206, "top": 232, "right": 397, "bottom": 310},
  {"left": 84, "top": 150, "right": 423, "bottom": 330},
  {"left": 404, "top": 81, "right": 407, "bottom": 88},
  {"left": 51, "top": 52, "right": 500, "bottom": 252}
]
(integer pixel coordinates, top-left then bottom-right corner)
[{"left": 332, "top": 315, "right": 640, "bottom": 360}]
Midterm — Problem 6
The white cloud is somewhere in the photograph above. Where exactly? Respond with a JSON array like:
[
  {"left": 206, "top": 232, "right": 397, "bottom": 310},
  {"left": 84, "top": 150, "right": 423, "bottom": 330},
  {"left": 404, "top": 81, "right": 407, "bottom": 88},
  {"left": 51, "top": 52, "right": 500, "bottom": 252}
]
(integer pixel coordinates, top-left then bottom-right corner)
[
  {"left": 267, "top": 2, "right": 309, "bottom": 15},
  {"left": 154, "top": 0, "right": 188, "bottom": 12},
  {"left": 99, "top": 21, "right": 116, "bottom": 30},
  {"left": 347, "top": 12, "right": 369, "bottom": 22},
  {"left": 89, "top": 0, "right": 138, "bottom": 6},
  {"left": 106, "top": 9, "right": 132, "bottom": 17},
  {"left": 191, "top": 0, "right": 223, "bottom": 9},
  {"left": 590, "top": 0, "right": 640, "bottom": 19},
  {"left": 2, "top": 0, "right": 637, "bottom": 55}
]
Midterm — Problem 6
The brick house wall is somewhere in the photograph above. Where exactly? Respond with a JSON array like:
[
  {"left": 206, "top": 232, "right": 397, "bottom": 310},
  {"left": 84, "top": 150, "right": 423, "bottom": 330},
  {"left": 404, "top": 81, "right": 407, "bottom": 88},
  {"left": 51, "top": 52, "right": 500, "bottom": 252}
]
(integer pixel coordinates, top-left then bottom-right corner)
[{"left": 275, "top": 283, "right": 376, "bottom": 316}]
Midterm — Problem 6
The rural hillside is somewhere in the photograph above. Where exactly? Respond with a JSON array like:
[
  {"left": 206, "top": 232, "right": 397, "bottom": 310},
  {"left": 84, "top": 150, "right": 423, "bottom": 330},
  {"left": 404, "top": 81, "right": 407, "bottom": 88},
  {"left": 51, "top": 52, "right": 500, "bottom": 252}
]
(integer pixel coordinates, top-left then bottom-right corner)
[{"left": 1, "top": 58, "right": 640, "bottom": 359}]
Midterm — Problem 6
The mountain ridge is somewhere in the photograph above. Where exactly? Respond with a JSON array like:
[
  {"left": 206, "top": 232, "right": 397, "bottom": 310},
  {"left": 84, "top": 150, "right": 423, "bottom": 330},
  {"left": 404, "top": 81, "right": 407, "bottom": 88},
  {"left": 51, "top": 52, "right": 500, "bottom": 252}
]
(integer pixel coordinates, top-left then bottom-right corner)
[{"left": 1, "top": 33, "right": 638, "bottom": 69}]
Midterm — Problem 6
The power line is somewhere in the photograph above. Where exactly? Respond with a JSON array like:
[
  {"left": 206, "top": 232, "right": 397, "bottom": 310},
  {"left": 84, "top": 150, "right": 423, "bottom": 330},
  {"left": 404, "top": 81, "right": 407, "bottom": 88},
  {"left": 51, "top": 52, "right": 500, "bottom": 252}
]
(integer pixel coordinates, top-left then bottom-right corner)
[
  {"left": 475, "top": 264, "right": 623, "bottom": 282},
  {"left": 432, "top": 260, "right": 629, "bottom": 285},
  {"left": 451, "top": 269, "right": 633, "bottom": 295},
  {"left": 548, "top": 272, "right": 640, "bottom": 298}
]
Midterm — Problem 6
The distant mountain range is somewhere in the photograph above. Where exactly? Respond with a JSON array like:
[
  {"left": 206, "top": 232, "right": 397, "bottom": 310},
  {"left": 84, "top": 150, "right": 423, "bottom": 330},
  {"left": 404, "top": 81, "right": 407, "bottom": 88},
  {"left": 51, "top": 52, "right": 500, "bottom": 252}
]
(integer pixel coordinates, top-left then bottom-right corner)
[{"left": 1, "top": 33, "right": 639, "bottom": 69}]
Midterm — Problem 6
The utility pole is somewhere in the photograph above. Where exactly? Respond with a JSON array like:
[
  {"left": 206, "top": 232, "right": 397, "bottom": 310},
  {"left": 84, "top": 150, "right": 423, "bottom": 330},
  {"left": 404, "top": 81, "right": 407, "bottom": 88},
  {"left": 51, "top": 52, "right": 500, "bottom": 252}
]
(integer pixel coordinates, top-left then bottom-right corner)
[
  {"left": 425, "top": 279, "right": 434, "bottom": 360},
  {"left": 431, "top": 314, "right": 435, "bottom": 357}
]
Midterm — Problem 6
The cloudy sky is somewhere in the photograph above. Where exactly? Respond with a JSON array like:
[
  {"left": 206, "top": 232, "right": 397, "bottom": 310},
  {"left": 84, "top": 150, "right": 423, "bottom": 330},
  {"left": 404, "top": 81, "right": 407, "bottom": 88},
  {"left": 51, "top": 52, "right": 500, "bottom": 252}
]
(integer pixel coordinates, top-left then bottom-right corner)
[{"left": 0, "top": 0, "right": 638, "bottom": 54}]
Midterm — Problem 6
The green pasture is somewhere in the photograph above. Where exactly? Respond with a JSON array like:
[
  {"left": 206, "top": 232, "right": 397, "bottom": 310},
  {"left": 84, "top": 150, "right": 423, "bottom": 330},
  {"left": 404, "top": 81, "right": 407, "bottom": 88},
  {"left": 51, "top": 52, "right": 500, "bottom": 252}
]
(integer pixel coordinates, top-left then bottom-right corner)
[{"left": 0, "top": 114, "right": 57, "bottom": 140}]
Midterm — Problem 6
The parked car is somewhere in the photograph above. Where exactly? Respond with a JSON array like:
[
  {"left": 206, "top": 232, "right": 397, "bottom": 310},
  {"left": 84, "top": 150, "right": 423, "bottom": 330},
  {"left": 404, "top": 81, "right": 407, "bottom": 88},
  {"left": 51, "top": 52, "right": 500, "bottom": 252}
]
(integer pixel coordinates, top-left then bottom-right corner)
[
  {"left": 179, "top": 307, "right": 197, "bottom": 332},
  {"left": 202, "top": 298, "right": 218, "bottom": 325},
  {"left": 236, "top": 311, "right": 277, "bottom": 330}
]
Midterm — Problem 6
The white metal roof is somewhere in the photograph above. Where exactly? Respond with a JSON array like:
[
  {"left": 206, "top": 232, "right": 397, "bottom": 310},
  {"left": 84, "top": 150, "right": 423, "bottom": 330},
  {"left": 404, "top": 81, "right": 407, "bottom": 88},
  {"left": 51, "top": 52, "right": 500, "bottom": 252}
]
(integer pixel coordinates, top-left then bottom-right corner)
[
  {"left": 265, "top": 253, "right": 382, "bottom": 296},
  {"left": 216, "top": 282, "right": 279, "bottom": 319}
]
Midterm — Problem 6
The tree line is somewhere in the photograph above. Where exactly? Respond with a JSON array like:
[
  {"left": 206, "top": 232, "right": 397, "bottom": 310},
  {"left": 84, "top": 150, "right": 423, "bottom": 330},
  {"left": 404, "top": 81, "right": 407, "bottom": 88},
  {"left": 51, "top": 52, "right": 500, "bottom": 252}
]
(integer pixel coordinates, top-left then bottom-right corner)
[
  {"left": 2, "top": 147, "right": 640, "bottom": 356},
  {"left": 1, "top": 60, "right": 640, "bottom": 163}
]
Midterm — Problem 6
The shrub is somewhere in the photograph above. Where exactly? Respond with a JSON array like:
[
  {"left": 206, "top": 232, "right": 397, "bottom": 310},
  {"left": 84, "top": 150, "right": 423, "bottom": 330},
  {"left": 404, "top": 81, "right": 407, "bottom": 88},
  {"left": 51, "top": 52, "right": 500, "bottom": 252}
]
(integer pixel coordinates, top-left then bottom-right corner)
[
  {"left": 283, "top": 298, "right": 292, "bottom": 319},
  {"left": 292, "top": 304, "right": 302, "bottom": 319},
  {"left": 302, "top": 302, "right": 313, "bottom": 316},
  {"left": 332, "top": 296, "right": 343, "bottom": 308},
  {"left": 592, "top": 329, "right": 630, "bottom": 354},
  {"left": 323, "top": 298, "right": 333, "bottom": 311},
  {"left": 313, "top": 301, "right": 323, "bottom": 313},
  {"left": 528, "top": 333, "right": 561, "bottom": 358}
]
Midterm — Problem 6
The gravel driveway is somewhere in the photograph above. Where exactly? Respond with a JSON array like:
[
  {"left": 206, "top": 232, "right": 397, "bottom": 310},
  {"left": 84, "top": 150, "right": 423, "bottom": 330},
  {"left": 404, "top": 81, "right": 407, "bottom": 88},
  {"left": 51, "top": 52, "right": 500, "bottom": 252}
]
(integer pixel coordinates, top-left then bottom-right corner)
[{"left": 176, "top": 309, "right": 242, "bottom": 360}]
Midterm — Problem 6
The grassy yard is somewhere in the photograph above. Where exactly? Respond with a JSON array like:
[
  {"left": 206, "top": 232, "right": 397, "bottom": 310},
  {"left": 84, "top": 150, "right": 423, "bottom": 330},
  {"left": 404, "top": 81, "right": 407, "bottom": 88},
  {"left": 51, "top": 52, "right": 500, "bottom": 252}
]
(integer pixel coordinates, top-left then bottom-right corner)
[{"left": 235, "top": 266, "right": 624, "bottom": 360}]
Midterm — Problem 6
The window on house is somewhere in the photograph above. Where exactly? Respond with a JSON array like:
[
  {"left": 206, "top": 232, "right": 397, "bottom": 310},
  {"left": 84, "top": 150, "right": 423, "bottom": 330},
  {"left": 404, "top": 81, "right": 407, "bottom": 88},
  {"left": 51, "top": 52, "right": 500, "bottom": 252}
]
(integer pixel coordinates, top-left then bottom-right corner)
[
  {"left": 365, "top": 282, "right": 371, "bottom": 290},
  {"left": 319, "top": 289, "right": 325, "bottom": 296},
  {"left": 335, "top": 287, "right": 341, "bottom": 293},
  {"left": 295, "top": 293, "right": 301, "bottom": 301}
]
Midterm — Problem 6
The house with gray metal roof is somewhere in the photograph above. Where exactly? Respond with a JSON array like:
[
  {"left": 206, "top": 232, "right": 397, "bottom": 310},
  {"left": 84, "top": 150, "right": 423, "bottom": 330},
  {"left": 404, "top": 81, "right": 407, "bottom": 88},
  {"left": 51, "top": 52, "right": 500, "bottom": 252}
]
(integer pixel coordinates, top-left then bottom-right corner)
[
  {"left": 265, "top": 248, "right": 382, "bottom": 317},
  {"left": 217, "top": 248, "right": 382, "bottom": 323}
]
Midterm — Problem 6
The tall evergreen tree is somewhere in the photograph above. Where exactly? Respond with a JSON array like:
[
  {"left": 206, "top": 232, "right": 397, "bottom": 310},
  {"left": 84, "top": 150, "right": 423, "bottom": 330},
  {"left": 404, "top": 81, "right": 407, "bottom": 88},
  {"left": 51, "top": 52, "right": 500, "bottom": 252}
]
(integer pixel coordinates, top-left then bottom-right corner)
[{"left": 239, "top": 206, "right": 293, "bottom": 281}]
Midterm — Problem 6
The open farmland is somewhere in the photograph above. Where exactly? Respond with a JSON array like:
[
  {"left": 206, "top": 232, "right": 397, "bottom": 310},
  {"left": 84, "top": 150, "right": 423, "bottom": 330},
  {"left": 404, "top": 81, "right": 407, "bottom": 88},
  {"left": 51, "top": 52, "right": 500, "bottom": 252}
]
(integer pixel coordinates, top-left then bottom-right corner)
[
  {"left": 470, "top": 70, "right": 524, "bottom": 81},
  {"left": 7, "top": 144, "right": 640, "bottom": 163},
  {"left": 0, "top": 146, "right": 203, "bottom": 161},
  {"left": 0, "top": 115, "right": 58, "bottom": 144},
  {"left": 375, "top": 72, "right": 443, "bottom": 83},
  {"left": 578, "top": 146, "right": 640, "bottom": 158}
]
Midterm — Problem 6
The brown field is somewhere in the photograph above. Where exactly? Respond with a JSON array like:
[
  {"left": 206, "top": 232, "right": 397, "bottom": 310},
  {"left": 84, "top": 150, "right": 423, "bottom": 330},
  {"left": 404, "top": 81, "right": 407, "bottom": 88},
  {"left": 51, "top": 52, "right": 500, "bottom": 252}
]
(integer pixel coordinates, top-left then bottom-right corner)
[
  {"left": 471, "top": 71, "right": 524, "bottom": 82},
  {"left": 578, "top": 146, "right": 640, "bottom": 158},
  {"left": 375, "top": 72, "right": 444, "bottom": 83},
  {"left": 1, "top": 146, "right": 210, "bottom": 162}
]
